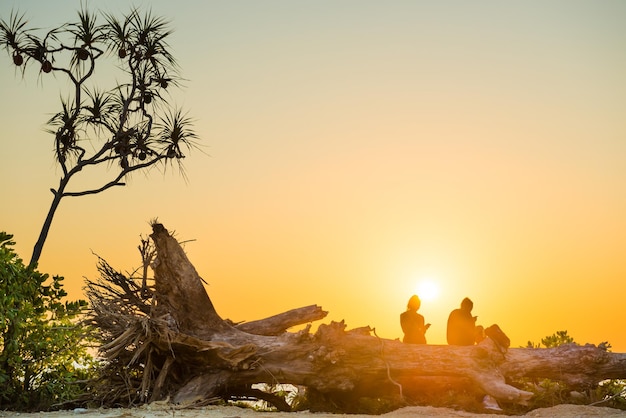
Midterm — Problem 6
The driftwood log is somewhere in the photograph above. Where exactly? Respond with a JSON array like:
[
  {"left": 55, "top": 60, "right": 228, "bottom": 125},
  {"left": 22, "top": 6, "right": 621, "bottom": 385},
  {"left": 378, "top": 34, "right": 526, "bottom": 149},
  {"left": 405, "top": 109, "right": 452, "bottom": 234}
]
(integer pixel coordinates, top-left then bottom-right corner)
[{"left": 86, "top": 223, "right": 626, "bottom": 412}]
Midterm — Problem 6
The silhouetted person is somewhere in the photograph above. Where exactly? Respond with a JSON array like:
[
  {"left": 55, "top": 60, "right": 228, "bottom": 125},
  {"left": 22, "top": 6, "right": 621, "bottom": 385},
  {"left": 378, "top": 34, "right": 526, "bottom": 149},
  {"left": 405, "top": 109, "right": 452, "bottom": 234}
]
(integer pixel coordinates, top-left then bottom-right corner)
[
  {"left": 400, "top": 295, "right": 430, "bottom": 344},
  {"left": 447, "top": 297, "right": 477, "bottom": 345}
]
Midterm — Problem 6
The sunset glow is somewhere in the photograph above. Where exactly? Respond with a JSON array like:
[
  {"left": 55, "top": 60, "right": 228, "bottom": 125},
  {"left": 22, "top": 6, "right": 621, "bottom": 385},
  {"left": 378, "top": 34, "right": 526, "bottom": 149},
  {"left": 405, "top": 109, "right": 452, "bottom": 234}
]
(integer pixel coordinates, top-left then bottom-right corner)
[
  {"left": 415, "top": 279, "right": 440, "bottom": 302},
  {"left": 1, "top": 1, "right": 625, "bottom": 352}
]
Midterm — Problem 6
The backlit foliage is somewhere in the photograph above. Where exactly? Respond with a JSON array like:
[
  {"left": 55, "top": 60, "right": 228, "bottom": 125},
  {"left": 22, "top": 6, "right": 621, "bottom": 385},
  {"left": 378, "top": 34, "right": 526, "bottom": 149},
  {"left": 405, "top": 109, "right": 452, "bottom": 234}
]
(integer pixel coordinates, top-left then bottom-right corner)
[{"left": 0, "top": 232, "right": 96, "bottom": 411}]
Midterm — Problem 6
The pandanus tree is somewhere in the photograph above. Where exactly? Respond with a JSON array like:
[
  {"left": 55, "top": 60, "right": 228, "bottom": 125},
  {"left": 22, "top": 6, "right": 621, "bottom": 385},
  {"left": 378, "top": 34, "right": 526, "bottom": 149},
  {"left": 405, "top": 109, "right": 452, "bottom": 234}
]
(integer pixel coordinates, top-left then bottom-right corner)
[{"left": 0, "top": 8, "right": 198, "bottom": 267}]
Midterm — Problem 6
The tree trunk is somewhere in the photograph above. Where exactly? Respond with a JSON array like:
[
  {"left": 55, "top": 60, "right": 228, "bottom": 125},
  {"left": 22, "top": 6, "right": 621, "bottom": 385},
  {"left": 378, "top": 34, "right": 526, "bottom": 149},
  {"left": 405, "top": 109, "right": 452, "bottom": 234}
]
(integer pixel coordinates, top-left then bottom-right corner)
[
  {"left": 233, "top": 305, "right": 328, "bottom": 336},
  {"left": 87, "top": 223, "right": 626, "bottom": 412}
]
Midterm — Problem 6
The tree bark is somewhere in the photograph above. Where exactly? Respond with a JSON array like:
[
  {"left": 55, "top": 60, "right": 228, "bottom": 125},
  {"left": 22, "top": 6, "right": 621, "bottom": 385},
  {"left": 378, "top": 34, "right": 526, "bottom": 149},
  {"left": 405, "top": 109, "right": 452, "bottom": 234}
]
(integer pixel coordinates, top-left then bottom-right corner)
[
  {"left": 88, "top": 223, "right": 626, "bottom": 412},
  {"left": 233, "top": 305, "right": 328, "bottom": 336}
]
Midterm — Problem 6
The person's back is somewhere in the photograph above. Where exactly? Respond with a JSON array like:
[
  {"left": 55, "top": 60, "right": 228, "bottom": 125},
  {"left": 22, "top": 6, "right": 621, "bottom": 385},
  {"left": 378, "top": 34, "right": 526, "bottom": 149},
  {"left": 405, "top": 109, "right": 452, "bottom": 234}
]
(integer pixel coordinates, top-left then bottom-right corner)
[{"left": 447, "top": 297, "right": 476, "bottom": 346}]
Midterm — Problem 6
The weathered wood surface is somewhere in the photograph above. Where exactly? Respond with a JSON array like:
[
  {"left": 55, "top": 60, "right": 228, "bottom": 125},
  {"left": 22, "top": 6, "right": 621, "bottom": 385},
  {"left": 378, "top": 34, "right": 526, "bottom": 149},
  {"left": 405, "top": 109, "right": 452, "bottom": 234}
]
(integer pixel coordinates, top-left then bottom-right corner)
[
  {"left": 233, "top": 305, "right": 329, "bottom": 336},
  {"left": 90, "top": 223, "right": 626, "bottom": 411}
]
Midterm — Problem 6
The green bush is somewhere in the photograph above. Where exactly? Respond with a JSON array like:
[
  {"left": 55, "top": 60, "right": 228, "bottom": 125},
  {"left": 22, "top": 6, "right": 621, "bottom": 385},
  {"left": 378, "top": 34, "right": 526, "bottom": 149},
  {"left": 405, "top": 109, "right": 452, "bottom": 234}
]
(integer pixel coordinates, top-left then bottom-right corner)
[
  {"left": 526, "top": 330, "right": 575, "bottom": 349},
  {"left": 509, "top": 330, "right": 626, "bottom": 413},
  {"left": 0, "top": 232, "right": 96, "bottom": 411}
]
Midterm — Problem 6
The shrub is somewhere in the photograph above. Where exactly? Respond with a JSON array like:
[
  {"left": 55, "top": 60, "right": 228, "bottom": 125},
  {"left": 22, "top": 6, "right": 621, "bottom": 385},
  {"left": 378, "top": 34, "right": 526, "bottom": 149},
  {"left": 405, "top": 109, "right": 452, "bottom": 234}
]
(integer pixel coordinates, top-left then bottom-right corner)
[
  {"left": 0, "top": 232, "right": 96, "bottom": 411},
  {"left": 508, "top": 330, "right": 626, "bottom": 413}
]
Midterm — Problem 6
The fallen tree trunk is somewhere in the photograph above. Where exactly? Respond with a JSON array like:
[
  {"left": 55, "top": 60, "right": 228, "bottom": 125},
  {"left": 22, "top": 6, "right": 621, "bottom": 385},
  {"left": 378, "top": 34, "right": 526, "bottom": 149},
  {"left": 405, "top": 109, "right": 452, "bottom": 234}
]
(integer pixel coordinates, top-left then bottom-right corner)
[
  {"left": 86, "top": 223, "right": 626, "bottom": 412},
  {"left": 233, "top": 305, "right": 328, "bottom": 336}
]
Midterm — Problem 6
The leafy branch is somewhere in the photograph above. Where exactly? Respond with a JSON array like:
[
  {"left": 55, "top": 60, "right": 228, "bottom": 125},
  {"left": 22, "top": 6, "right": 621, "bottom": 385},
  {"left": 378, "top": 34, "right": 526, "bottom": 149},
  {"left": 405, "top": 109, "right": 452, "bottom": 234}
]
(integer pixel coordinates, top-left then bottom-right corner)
[{"left": 0, "top": 6, "right": 199, "bottom": 266}]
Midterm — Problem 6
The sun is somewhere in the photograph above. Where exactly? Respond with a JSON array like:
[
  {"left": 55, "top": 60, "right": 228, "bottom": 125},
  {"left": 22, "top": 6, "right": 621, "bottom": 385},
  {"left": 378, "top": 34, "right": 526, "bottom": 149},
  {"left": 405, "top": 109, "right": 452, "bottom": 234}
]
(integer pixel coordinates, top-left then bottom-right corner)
[{"left": 415, "top": 278, "right": 440, "bottom": 302}]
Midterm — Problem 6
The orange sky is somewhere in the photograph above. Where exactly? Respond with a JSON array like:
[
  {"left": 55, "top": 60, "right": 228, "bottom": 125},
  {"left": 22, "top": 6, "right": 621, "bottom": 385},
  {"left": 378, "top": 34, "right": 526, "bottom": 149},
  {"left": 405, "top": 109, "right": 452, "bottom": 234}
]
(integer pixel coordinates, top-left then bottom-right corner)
[{"left": 1, "top": 1, "right": 625, "bottom": 351}]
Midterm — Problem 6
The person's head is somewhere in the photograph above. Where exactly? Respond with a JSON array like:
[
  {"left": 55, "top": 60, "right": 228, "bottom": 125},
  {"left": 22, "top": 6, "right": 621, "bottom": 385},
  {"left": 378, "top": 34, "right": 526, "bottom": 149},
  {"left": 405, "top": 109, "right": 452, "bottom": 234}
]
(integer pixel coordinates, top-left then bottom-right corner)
[
  {"left": 461, "top": 297, "right": 473, "bottom": 312},
  {"left": 407, "top": 295, "right": 421, "bottom": 311}
]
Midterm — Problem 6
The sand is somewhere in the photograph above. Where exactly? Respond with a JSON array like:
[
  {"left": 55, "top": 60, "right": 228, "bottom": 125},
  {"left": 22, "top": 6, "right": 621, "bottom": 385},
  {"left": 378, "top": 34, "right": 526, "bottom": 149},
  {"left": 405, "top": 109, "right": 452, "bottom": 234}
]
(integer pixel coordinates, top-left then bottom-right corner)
[{"left": 2, "top": 403, "right": 626, "bottom": 418}]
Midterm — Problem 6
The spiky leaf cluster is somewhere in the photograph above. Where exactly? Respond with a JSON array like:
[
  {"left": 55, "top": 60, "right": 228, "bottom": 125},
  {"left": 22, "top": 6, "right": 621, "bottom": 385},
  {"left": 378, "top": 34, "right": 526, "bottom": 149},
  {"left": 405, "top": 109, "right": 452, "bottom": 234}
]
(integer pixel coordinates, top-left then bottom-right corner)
[{"left": 0, "top": 7, "right": 198, "bottom": 191}]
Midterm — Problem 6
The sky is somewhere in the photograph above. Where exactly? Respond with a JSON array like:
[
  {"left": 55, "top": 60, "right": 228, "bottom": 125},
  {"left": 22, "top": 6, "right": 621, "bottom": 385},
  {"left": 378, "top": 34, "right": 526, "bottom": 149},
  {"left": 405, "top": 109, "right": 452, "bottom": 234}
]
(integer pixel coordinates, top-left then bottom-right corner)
[{"left": 1, "top": 1, "right": 625, "bottom": 351}]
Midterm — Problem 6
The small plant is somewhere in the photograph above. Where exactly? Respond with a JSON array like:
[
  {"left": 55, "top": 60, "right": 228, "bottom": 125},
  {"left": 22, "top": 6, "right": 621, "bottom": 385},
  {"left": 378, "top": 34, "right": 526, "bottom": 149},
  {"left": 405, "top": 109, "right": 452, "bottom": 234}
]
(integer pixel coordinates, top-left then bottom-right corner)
[
  {"left": 506, "top": 330, "right": 626, "bottom": 413},
  {"left": 0, "top": 232, "right": 96, "bottom": 411},
  {"left": 590, "top": 379, "right": 626, "bottom": 409},
  {"left": 526, "top": 330, "right": 576, "bottom": 349}
]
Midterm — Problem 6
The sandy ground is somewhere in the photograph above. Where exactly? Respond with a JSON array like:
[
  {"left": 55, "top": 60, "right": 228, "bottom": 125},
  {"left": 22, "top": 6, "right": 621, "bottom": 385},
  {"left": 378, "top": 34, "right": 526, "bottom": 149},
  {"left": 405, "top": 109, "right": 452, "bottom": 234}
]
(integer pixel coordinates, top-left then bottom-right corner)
[{"left": 2, "top": 403, "right": 626, "bottom": 418}]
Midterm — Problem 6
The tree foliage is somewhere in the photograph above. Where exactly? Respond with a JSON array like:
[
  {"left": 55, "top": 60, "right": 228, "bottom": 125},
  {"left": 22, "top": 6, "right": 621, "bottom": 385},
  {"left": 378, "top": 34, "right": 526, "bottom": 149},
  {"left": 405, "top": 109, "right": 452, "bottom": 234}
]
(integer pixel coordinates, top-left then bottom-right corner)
[
  {"left": 526, "top": 330, "right": 575, "bottom": 349},
  {"left": 0, "top": 7, "right": 199, "bottom": 266},
  {"left": 512, "top": 330, "right": 626, "bottom": 413},
  {"left": 0, "top": 232, "right": 96, "bottom": 411},
  {"left": 540, "top": 330, "right": 575, "bottom": 348}
]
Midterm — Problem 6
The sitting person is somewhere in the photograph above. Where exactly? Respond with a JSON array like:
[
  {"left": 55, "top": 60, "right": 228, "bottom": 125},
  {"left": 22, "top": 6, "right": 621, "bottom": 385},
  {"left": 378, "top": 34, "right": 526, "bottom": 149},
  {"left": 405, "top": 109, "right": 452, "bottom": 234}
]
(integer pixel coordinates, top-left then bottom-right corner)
[
  {"left": 447, "top": 297, "right": 478, "bottom": 345},
  {"left": 400, "top": 295, "right": 430, "bottom": 344}
]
